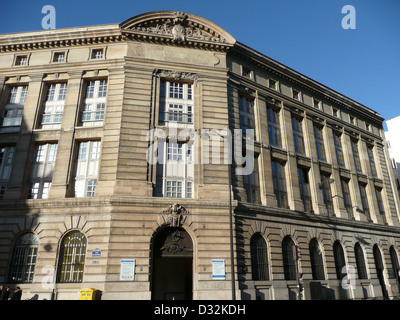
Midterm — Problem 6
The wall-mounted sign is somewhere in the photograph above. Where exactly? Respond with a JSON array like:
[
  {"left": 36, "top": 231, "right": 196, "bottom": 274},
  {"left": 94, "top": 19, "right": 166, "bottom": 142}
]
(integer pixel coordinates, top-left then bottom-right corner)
[
  {"left": 92, "top": 248, "right": 102, "bottom": 257},
  {"left": 120, "top": 259, "right": 135, "bottom": 281},
  {"left": 212, "top": 259, "right": 225, "bottom": 280}
]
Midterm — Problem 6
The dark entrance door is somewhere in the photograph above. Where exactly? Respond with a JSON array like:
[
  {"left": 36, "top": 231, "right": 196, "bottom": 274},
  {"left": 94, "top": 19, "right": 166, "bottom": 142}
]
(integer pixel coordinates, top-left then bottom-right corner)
[{"left": 151, "top": 227, "right": 193, "bottom": 300}]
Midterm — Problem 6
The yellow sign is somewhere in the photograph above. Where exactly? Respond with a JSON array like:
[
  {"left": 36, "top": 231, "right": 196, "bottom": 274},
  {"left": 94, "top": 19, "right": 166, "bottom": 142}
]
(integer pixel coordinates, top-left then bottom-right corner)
[{"left": 80, "top": 288, "right": 97, "bottom": 300}]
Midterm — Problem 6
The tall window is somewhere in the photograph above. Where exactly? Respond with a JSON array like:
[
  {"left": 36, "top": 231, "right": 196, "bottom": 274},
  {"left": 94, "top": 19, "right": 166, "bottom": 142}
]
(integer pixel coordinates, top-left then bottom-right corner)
[
  {"left": 156, "top": 142, "right": 193, "bottom": 198},
  {"left": 321, "top": 172, "right": 334, "bottom": 215},
  {"left": 390, "top": 246, "right": 400, "bottom": 284},
  {"left": 309, "top": 238, "right": 325, "bottom": 280},
  {"left": 40, "top": 83, "right": 67, "bottom": 129},
  {"left": 333, "top": 132, "right": 345, "bottom": 167},
  {"left": 375, "top": 187, "right": 386, "bottom": 224},
  {"left": 282, "top": 236, "right": 297, "bottom": 281},
  {"left": 239, "top": 95, "right": 254, "bottom": 137},
  {"left": 243, "top": 155, "right": 260, "bottom": 204},
  {"left": 354, "top": 243, "right": 368, "bottom": 279},
  {"left": 359, "top": 183, "right": 370, "bottom": 220},
  {"left": 291, "top": 116, "right": 305, "bottom": 154},
  {"left": 159, "top": 81, "right": 193, "bottom": 125},
  {"left": 351, "top": 139, "right": 362, "bottom": 172},
  {"left": 313, "top": 124, "right": 326, "bottom": 161},
  {"left": 73, "top": 141, "right": 101, "bottom": 197},
  {"left": 0, "top": 146, "right": 15, "bottom": 199},
  {"left": 333, "top": 241, "right": 346, "bottom": 280},
  {"left": 267, "top": 106, "right": 281, "bottom": 147},
  {"left": 57, "top": 231, "right": 86, "bottom": 283},
  {"left": 297, "top": 167, "right": 312, "bottom": 212},
  {"left": 271, "top": 160, "right": 288, "bottom": 208},
  {"left": 8, "top": 233, "right": 38, "bottom": 283},
  {"left": 1, "top": 85, "right": 28, "bottom": 131},
  {"left": 340, "top": 178, "right": 353, "bottom": 218},
  {"left": 81, "top": 80, "right": 107, "bottom": 126},
  {"left": 367, "top": 145, "right": 377, "bottom": 177},
  {"left": 29, "top": 143, "right": 58, "bottom": 199},
  {"left": 250, "top": 233, "right": 269, "bottom": 281}
]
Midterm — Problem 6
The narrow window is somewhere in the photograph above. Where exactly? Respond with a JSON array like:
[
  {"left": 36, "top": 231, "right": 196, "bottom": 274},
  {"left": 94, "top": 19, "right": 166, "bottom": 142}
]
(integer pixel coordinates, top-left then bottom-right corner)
[
  {"left": 351, "top": 139, "right": 362, "bottom": 172},
  {"left": 81, "top": 80, "right": 107, "bottom": 126},
  {"left": 309, "top": 238, "right": 325, "bottom": 280},
  {"left": 354, "top": 243, "right": 368, "bottom": 279},
  {"left": 267, "top": 106, "right": 281, "bottom": 147},
  {"left": 1, "top": 86, "right": 28, "bottom": 130},
  {"left": 313, "top": 124, "right": 326, "bottom": 161},
  {"left": 333, "top": 241, "right": 346, "bottom": 280},
  {"left": 333, "top": 132, "right": 345, "bottom": 167},
  {"left": 271, "top": 160, "right": 288, "bottom": 208},
  {"left": 269, "top": 79, "right": 276, "bottom": 90},
  {"left": 250, "top": 233, "right": 269, "bottom": 281},
  {"left": 291, "top": 116, "right": 305, "bottom": 155},
  {"left": 367, "top": 145, "right": 377, "bottom": 177},
  {"left": 321, "top": 172, "right": 334, "bottom": 215},
  {"left": 243, "top": 154, "right": 260, "bottom": 204},
  {"left": 239, "top": 95, "right": 254, "bottom": 138},
  {"left": 0, "top": 146, "right": 15, "bottom": 199},
  {"left": 359, "top": 183, "right": 370, "bottom": 220},
  {"left": 282, "top": 236, "right": 297, "bottom": 281},
  {"left": 297, "top": 167, "right": 312, "bottom": 212},
  {"left": 340, "top": 178, "right": 353, "bottom": 218},
  {"left": 40, "top": 83, "right": 67, "bottom": 129},
  {"left": 389, "top": 246, "right": 400, "bottom": 281}
]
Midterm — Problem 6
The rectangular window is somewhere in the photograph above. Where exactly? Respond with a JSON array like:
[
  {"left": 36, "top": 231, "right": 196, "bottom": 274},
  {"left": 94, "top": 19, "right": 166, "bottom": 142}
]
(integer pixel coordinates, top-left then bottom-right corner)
[
  {"left": 359, "top": 183, "right": 370, "bottom": 221},
  {"left": 29, "top": 143, "right": 58, "bottom": 199},
  {"left": 159, "top": 81, "right": 193, "bottom": 125},
  {"left": 314, "top": 124, "right": 326, "bottom": 161},
  {"left": 74, "top": 141, "right": 101, "bottom": 198},
  {"left": 239, "top": 95, "right": 254, "bottom": 137},
  {"left": 292, "top": 116, "right": 305, "bottom": 154},
  {"left": 243, "top": 155, "right": 260, "bottom": 204},
  {"left": 271, "top": 160, "right": 288, "bottom": 208},
  {"left": 313, "top": 99, "right": 320, "bottom": 109},
  {"left": 367, "top": 145, "right": 377, "bottom": 177},
  {"left": 40, "top": 83, "right": 67, "bottom": 129},
  {"left": 269, "top": 79, "right": 276, "bottom": 90},
  {"left": 267, "top": 106, "right": 281, "bottom": 147},
  {"left": 1, "top": 86, "right": 28, "bottom": 130},
  {"left": 298, "top": 167, "right": 312, "bottom": 212},
  {"left": 333, "top": 132, "right": 345, "bottom": 167},
  {"left": 375, "top": 188, "right": 385, "bottom": 215},
  {"left": 242, "top": 66, "right": 252, "bottom": 78},
  {"left": 15, "top": 55, "right": 27, "bottom": 66},
  {"left": 292, "top": 89, "right": 300, "bottom": 100},
  {"left": 351, "top": 139, "right": 362, "bottom": 172},
  {"left": 321, "top": 173, "right": 334, "bottom": 215},
  {"left": 156, "top": 142, "right": 193, "bottom": 198},
  {"left": 91, "top": 49, "right": 104, "bottom": 59},
  {"left": 0, "top": 146, "right": 16, "bottom": 199},
  {"left": 81, "top": 80, "right": 107, "bottom": 126},
  {"left": 53, "top": 52, "right": 65, "bottom": 63},
  {"left": 341, "top": 178, "right": 353, "bottom": 218}
]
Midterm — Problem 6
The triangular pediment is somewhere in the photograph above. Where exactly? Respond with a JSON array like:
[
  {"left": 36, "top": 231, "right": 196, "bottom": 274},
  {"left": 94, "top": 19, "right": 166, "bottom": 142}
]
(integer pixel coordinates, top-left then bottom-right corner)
[{"left": 120, "top": 11, "right": 236, "bottom": 49}]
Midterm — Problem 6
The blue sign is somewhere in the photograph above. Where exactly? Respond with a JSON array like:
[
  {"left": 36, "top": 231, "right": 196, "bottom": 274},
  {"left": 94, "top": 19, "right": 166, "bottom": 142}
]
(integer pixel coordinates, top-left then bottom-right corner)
[{"left": 92, "top": 248, "right": 102, "bottom": 257}]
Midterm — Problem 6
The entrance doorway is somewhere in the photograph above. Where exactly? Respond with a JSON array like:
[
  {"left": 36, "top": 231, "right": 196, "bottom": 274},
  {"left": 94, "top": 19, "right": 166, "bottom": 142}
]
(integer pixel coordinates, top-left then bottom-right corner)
[{"left": 151, "top": 227, "right": 193, "bottom": 300}]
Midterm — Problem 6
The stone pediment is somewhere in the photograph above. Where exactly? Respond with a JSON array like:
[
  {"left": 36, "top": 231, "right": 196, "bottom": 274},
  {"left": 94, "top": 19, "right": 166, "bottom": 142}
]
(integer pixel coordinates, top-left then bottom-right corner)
[{"left": 120, "top": 11, "right": 236, "bottom": 50}]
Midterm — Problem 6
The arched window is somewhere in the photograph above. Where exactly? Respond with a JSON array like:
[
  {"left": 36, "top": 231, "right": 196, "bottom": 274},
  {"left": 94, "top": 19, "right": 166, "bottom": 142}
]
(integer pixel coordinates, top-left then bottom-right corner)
[
  {"left": 57, "top": 230, "right": 87, "bottom": 283},
  {"left": 354, "top": 243, "right": 368, "bottom": 279},
  {"left": 282, "top": 236, "right": 297, "bottom": 281},
  {"left": 309, "top": 238, "right": 325, "bottom": 280},
  {"left": 333, "top": 241, "right": 346, "bottom": 280},
  {"left": 250, "top": 233, "right": 269, "bottom": 281},
  {"left": 8, "top": 233, "right": 38, "bottom": 283},
  {"left": 390, "top": 246, "right": 400, "bottom": 277}
]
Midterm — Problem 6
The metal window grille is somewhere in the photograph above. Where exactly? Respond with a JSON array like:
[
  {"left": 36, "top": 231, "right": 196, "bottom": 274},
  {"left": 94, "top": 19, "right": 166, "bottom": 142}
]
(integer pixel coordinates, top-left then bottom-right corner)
[
  {"left": 57, "top": 231, "right": 87, "bottom": 283},
  {"left": 250, "top": 234, "right": 269, "bottom": 281},
  {"left": 9, "top": 233, "right": 38, "bottom": 283}
]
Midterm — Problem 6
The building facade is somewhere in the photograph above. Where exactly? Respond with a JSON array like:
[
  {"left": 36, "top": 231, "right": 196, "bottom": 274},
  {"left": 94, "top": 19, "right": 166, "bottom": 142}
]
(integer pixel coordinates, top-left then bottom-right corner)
[
  {"left": 0, "top": 11, "right": 400, "bottom": 300},
  {"left": 385, "top": 116, "right": 400, "bottom": 199}
]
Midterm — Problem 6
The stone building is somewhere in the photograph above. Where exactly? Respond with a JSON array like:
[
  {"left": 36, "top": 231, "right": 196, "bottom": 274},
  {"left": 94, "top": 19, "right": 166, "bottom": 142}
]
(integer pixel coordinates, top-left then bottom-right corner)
[
  {"left": 0, "top": 10, "right": 399, "bottom": 300},
  {"left": 385, "top": 116, "right": 400, "bottom": 199}
]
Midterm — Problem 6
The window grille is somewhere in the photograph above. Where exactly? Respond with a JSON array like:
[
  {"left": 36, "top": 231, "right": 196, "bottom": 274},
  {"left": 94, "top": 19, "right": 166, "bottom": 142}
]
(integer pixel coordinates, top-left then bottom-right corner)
[
  {"left": 309, "top": 239, "right": 325, "bottom": 280},
  {"left": 354, "top": 243, "right": 368, "bottom": 279},
  {"left": 250, "top": 233, "right": 269, "bottom": 281},
  {"left": 282, "top": 236, "right": 297, "bottom": 281},
  {"left": 333, "top": 241, "right": 346, "bottom": 280}
]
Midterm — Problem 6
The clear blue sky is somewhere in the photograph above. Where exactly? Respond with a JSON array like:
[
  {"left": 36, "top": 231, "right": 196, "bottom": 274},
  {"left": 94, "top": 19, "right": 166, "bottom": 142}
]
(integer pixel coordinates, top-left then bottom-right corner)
[{"left": 1, "top": 0, "right": 399, "bottom": 128}]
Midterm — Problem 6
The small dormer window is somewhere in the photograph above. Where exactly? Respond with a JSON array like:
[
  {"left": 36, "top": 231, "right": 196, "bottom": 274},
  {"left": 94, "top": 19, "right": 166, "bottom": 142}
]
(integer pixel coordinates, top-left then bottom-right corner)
[
  {"left": 15, "top": 55, "right": 27, "bottom": 66},
  {"left": 53, "top": 52, "right": 65, "bottom": 63},
  {"left": 92, "top": 49, "right": 104, "bottom": 59},
  {"left": 242, "top": 66, "right": 252, "bottom": 79},
  {"left": 269, "top": 79, "right": 276, "bottom": 90},
  {"left": 293, "top": 89, "right": 300, "bottom": 101}
]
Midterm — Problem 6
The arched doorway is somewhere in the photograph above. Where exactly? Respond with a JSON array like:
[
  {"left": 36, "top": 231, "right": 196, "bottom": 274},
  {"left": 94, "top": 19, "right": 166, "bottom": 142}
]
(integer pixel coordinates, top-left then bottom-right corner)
[{"left": 151, "top": 227, "right": 193, "bottom": 300}]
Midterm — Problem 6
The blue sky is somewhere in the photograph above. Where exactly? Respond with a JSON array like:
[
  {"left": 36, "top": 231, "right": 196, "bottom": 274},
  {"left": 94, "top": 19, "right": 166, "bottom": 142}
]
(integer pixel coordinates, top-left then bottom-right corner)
[{"left": 1, "top": 0, "right": 399, "bottom": 128}]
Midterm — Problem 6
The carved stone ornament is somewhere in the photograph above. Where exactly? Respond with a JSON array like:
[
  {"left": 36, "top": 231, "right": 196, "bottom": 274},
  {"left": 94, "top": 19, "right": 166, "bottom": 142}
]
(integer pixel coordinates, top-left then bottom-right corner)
[
  {"left": 126, "top": 11, "right": 228, "bottom": 44},
  {"left": 154, "top": 69, "right": 199, "bottom": 82},
  {"left": 163, "top": 203, "right": 189, "bottom": 227}
]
